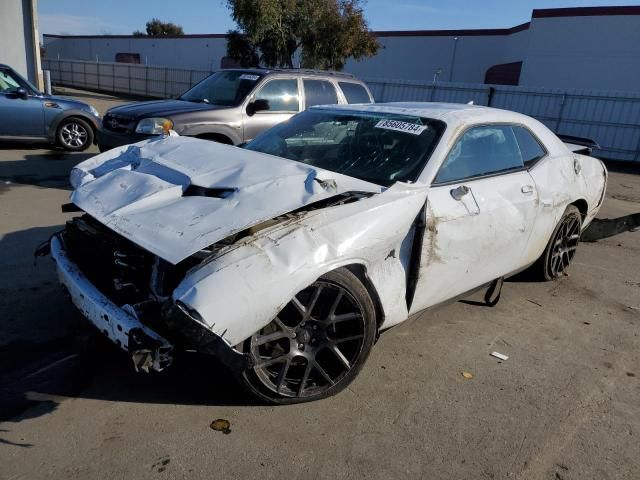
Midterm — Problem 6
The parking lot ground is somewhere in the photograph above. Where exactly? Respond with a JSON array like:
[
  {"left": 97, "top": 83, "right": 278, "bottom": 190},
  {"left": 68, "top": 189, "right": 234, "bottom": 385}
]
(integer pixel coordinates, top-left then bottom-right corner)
[{"left": 0, "top": 89, "right": 639, "bottom": 479}]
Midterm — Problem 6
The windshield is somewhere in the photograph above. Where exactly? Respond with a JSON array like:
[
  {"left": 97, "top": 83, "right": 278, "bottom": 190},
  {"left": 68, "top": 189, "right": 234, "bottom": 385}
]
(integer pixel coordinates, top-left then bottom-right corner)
[
  {"left": 180, "top": 70, "right": 262, "bottom": 106},
  {"left": 245, "top": 109, "right": 445, "bottom": 186}
]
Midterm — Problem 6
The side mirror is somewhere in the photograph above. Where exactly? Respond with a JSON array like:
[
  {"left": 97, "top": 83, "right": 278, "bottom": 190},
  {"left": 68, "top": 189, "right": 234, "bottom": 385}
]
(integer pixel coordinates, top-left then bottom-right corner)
[
  {"left": 15, "top": 87, "right": 29, "bottom": 100},
  {"left": 246, "top": 99, "right": 269, "bottom": 116}
]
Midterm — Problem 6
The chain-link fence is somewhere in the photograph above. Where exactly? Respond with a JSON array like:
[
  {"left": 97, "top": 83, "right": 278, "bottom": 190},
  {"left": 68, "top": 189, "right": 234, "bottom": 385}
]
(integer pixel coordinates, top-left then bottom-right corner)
[
  {"left": 44, "top": 58, "right": 211, "bottom": 99},
  {"left": 44, "top": 58, "right": 640, "bottom": 162}
]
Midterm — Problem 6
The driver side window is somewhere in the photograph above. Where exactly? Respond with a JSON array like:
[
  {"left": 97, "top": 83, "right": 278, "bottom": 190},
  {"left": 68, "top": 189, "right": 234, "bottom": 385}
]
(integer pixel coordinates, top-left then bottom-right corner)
[
  {"left": 253, "top": 79, "right": 299, "bottom": 112},
  {"left": 0, "top": 70, "right": 21, "bottom": 93},
  {"left": 435, "top": 125, "right": 525, "bottom": 184}
]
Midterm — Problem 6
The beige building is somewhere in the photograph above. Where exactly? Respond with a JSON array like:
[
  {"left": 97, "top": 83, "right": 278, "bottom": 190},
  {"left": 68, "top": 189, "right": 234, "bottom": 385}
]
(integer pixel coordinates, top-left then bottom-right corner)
[{"left": 0, "top": 0, "right": 42, "bottom": 88}]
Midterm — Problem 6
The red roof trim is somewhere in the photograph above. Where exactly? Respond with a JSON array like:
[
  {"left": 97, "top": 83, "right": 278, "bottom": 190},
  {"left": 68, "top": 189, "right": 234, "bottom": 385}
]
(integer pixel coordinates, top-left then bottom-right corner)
[
  {"left": 532, "top": 6, "right": 640, "bottom": 18},
  {"left": 374, "top": 22, "right": 530, "bottom": 37}
]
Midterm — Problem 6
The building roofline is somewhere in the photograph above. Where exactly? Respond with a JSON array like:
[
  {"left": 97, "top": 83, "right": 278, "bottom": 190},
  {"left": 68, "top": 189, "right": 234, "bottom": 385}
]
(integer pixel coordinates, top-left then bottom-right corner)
[
  {"left": 532, "top": 5, "right": 640, "bottom": 18},
  {"left": 43, "top": 22, "right": 531, "bottom": 41},
  {"left": 43, "top": 33, "right": 229, "bottom": 40},
  {"left": 374, "top": 22, "right": 530, "bottom": 37},
  {"left": 42, "top": 6, "right": 640, "bottom": 41}
]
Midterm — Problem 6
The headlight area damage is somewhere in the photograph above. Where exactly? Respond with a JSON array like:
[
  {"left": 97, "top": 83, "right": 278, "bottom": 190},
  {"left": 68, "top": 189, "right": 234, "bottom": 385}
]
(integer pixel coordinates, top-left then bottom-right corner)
[
  {"left": 51, "top": 191, "right": 379, "bottom": 373},
  {"left": 48, "top": 136, "right": 430, "bottom": 385}
]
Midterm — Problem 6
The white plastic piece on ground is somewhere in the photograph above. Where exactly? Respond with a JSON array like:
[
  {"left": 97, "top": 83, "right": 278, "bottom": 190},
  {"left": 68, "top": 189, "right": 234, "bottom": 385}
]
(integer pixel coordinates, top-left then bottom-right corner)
[{"left": 490, "top": 351, "right": 509, "bottom": 361}]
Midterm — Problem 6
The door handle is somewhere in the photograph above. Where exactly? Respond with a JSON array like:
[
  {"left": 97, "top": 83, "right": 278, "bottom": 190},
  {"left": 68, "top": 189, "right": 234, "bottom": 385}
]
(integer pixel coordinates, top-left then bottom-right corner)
[
  {"left": 521, "top": 185, "right": 534, "bottom": 195},
  {"left": 450, "top": 185, "right": 470, "bottom": 201}
]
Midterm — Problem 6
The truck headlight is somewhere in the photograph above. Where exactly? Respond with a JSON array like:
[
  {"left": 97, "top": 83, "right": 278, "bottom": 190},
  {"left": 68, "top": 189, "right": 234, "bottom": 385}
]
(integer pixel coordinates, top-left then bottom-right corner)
[{"left": 135, "top": 117, "right": 173, "bottom": 135}]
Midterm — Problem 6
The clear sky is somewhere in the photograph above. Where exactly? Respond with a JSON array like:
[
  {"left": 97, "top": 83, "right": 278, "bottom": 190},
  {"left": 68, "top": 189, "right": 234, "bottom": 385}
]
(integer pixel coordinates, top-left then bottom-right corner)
[{"left": 39, "top": 0, "right": 640, "bottom": 36}]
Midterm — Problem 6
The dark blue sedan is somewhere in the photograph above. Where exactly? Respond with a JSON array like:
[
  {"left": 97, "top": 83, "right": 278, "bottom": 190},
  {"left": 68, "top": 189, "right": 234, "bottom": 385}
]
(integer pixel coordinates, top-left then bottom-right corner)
[{"left": 0, "top": 64, "right": 100, "bottom": 151}]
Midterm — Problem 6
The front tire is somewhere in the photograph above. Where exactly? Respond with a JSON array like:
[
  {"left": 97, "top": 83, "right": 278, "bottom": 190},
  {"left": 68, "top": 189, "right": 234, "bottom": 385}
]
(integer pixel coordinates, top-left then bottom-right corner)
[
  {"left": 238, "top": 268, "right": 377, "bottom": 404},
  {"left": 57, "top": 118, "right": 94, "bottom": 151},
  {"left": 531, "top": 205, "right": 582, "bottom": 280}
]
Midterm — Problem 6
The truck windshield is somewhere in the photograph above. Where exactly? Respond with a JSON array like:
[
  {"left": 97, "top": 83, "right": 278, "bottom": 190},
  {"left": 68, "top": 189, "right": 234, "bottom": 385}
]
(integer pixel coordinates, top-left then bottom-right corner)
[
  {"left": 245, "top": 109, "right": 445, "bottom": 187},
  {"left": 180, "top": 71, "right": 263, "bottom": 106}
]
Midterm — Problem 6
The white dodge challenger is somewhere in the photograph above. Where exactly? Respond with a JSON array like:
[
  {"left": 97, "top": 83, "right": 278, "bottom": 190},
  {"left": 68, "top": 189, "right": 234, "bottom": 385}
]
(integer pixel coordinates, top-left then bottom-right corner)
[{"left": 47, "top": 103, "right": 607, "bottom": 403}]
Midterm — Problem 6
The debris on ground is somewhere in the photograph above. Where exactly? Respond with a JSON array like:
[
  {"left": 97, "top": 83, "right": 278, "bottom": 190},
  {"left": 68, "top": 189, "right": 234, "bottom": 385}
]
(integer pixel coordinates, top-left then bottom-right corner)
[
  {"left": 461, "top": 371, "right": 474, "bottom": 379},
  {"left": 490, "top": 352, "right": 509, "bottom": 361},
  {"left": 210, "top": 418, "right": 232, "bottom": 434}
]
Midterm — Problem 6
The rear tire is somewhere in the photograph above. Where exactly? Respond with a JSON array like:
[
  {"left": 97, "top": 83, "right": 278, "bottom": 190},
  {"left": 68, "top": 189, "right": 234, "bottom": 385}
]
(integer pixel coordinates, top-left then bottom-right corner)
[
  {"left": 237, "top": 268, "right": 377, "bottom": 404},
  {"left": 57, "top": 117, "right": 94, "bottom": 151},
  {"left": 529, "top": 205, "right": 582, "bottom": 281}
]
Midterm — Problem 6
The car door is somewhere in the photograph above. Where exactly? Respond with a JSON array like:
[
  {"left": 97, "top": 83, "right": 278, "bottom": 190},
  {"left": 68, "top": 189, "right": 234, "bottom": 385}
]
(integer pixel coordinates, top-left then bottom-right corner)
[
  {"left": 0, "top": 68, "right": 45, "bottom": 137},
  {"left": 242, "top": 77, "right": 300, "bottom": 142},
  {"left": 409, "top": 125, "right": 539, "bottom": 313}
]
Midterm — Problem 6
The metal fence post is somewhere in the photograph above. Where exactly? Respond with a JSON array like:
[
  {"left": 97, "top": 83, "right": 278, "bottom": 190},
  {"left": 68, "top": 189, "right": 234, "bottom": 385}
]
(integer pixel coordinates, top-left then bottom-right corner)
[
  {"left": 378, "top": 82, "right": 387, "bottom": 102},
  {"left": 486, "top": 86, "right": 495, "bottom": 106},
  {"left": 145, "top": 65, "right": 149, "bottom": 96},
  {"left": 633, "top": 134, "right": 640, "bottom": 162},
  {"left": 128, "top": 65, "right": 131, "bottom": 94},
  {"left": 112, "top": 63, "right": 116, "bottom": 92},
  {"left": 555, "top": 93, "right": 567, "bottom": 133},
  {"left": 430, "top": 84, "right": 437, "bottom": 102},
  {"left": 164, "top": 67, "right": 168, "bottom": 98}
]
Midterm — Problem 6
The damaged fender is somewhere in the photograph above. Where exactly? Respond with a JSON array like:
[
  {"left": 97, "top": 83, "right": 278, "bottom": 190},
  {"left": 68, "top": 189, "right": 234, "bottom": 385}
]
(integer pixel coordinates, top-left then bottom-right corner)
[{"left": 172, "top": 182, "right": 429, "bottom": 347}]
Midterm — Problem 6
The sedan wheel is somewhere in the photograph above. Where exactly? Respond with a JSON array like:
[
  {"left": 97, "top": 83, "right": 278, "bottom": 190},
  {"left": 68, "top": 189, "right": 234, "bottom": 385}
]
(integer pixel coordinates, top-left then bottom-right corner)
[
  {"left": 57, "top": 118, "right": 94, "bottom": 151},
  {"left": 239, "top": 268, "right": 377, "bottom": 404},
  {"left": 531, "top": 205, "right": 582, "bottom": 280}
]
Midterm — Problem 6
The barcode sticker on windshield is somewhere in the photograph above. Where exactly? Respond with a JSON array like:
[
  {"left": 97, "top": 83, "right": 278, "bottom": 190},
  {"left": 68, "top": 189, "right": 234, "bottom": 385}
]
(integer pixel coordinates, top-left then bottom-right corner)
[
  {"left": 375, "top": 119, "right": 427, "bottom": 135},
  {"left": 239, "top": 74, "right": 260, "bottom": 81}
]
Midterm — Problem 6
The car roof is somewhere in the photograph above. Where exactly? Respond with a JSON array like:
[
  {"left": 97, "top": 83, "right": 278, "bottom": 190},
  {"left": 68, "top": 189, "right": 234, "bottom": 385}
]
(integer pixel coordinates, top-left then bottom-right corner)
[{"left": 311, "top": 102, "right": 535, "bottom": 123}]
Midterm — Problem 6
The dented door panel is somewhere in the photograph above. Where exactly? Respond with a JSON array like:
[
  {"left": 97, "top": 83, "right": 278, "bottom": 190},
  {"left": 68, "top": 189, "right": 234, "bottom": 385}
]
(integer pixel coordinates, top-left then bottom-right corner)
[{"left": 409, "top": 170, "right": 539, "bottom": 312}]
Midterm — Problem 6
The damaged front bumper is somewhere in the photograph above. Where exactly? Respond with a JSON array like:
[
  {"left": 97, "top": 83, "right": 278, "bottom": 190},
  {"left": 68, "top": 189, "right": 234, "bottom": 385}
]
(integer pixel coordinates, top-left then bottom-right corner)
[
  {"left": 50, "top": 235, "right": 252, "bottom": 373},
  {"left": 50, "top": 235, "right": 173, "bottom": 372}
]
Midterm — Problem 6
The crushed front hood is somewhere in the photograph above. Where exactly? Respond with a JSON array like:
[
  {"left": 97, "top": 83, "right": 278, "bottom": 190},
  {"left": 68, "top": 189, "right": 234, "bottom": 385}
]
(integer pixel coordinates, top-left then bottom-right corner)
[{"left": 70, "top": 136, "right": 382, "bottom": 264}]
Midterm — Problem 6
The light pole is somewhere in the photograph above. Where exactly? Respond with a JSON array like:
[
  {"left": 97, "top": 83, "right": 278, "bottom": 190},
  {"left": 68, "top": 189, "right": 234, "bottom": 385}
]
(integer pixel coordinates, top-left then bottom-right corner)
[{"left": 448, "top": 37, "right": 460, "bottom": 82}]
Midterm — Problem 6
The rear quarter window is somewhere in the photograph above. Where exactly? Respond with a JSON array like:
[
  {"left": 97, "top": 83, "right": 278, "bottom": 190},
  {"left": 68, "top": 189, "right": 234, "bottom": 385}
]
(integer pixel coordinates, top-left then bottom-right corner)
[
  {"left": 304, "top": 80, "right": 339, "bottom": 108},
  {"left": 338, "top": 82, "right": 372, "bottom": 104}
]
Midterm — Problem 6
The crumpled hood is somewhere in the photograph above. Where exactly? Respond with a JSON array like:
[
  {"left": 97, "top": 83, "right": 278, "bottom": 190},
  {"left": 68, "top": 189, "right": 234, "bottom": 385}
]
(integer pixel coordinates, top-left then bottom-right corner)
[{"left": 70, "top": 136, "right": 382, "bottom": 264}]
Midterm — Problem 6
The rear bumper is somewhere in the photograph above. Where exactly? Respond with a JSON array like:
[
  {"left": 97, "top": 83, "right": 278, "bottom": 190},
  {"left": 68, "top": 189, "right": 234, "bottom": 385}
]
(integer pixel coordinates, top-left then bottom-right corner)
[
  {"left": 96, "top": 127, "right": 155, "bottom": 150},
  {"left": 50, "top": 235, "right": 173, "bottom": 372}
]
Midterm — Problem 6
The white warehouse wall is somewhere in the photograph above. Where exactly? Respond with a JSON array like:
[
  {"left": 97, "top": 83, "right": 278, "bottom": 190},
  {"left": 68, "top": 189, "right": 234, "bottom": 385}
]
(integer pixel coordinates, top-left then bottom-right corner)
[
  {"left": 43, "top": 36, "right": 228, "bottom": 71},
  {"left": 520, "top": 14, "right": 640, "bottom": 91},
  {"left": 344, "top": 33, "right": 516, "bottom": 83}
]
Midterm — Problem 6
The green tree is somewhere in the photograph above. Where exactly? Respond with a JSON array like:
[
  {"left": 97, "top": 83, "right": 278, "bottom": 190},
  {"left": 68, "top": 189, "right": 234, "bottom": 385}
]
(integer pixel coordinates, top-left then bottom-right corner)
[
  {"left": 225, "top": 0, "right": 379, "bottom": 69},
  {"left": 133, "top": 18, "right": 184, "bottom": 37}
]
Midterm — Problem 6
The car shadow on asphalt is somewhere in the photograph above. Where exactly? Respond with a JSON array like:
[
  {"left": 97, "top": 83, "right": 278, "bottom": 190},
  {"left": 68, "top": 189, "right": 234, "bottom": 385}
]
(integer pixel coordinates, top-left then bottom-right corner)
[{"left": 0, "top": 148, "right": 94, "bottom": 190}]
